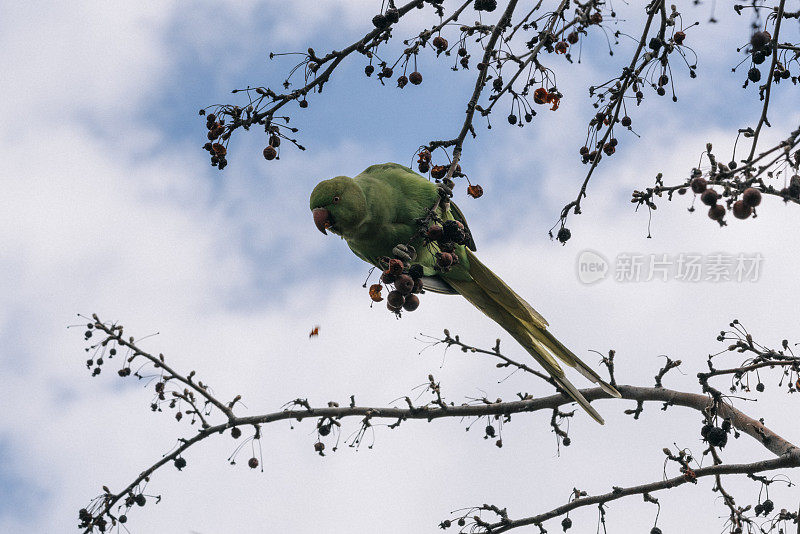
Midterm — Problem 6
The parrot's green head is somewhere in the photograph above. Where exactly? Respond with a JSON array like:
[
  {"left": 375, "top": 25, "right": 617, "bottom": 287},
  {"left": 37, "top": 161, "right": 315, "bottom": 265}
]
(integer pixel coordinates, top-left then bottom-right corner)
[{"left": 309, "top": 176, "right": 367, "bottom": 237}]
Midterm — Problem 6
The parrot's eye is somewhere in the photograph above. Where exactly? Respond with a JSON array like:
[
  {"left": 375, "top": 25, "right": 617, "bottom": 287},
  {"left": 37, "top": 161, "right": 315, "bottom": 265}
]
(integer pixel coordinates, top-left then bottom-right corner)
[{"left": 333, "top": 196, "right": 340, "bottom": 204}]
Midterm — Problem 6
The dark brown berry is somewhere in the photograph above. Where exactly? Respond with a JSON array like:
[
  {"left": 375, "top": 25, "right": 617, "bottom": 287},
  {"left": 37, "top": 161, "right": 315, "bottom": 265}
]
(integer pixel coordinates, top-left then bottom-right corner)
[
  {"left": 742, "top": 187, "right": 761, "bottom": 207},
  {"left": 385, "top": 8, "right": 399, "bottom": 23},
  {"left": 436, "top": 252, "right": 453, "bottom": 268},
  {"left": 388, "top": 258, "right": 404, "bottom": 275},
  {"left": 263, "top": 146, "right": 277, "bottom": 160},
  {"left": 467, "top": 184, "right": 483, "bottom": 198},
  {"left": 231, "top": 427, "right": 242, "bottom": 439},
  {"left": 750, "top": 31, "right": 771, "bottom": 50},
  {"left": 427, "top": 225, "right": 444, "bottom": 241},
  {"left": 381, "top": 270, "right": 396, "bottom": 284},
  {"left": 402, "top": 294, "right": 420, "bottom": 311},
  {"left": 621, "top": 116, "right": 632, "bottom": 127},
  {"left": 732, "top": 200, "right": 752, "bottom": 219},
  {"left": 674, "top": 31, "right": 685, "bottom": 44},
  {"left": 567, "top": 31, "right": 579, "bottom": 44},
  {"left": 690, "top": 177, "right": 707, "bottom": 194},
  {"left": 386, "top": 290, "right": 405, "bottom": 310},
  {"left": 433, "top": 36, "right": 448, "bottom": 51},
  {"left": 700, "top": 189, "right": 719, "bottom": 206},
  {"left": 396, "top": 75, "right": 408, "bottom": 88},
  {"left": 248, "top": 457, "right": 259, "bottom": 469},
  {"left": 314, "top": 441, "right": 325, "bottom": 453},
  {"left": 708, "top": 204, "right": 726, "bottom": 221},
  {"left": 395, "top": 274, "right": 415, "bottom": 295},
  {"left": 372, "top": 13, "right": 388, "bottom": 29},
  {"left": 409, "top": 71, "right": 422, "bottom": 85}
]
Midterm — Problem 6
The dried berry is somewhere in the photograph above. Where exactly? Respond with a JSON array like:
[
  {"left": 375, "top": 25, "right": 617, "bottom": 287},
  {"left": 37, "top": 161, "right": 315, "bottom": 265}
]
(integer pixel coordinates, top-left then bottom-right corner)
[
  {"left": 248, "top": 457, "right": 259, "bottom": 469},
  {"left": 442, "top": 220, "right": 466, "bottom": 244},
  {"left": 436, "top": 252, "right": 453, "bottom": 269},
  {"left": 567, "top": 31, "right": 579, "bottom": 44},
  {"left": 433, "top": 36, "right": 448, "bottom": 51},
  {"left": 674, "top": 31, "right": 685, "bottom": 45},
  {"left": 381, "top": 270, "right": 396, "bottom": 285},
  {"left": 533, "top": 87, "right": 548, "bottom": 104},
  {"left": 418, "top": 161, "right": 430, "bottom": 173},
  {"left": 732, "top": 200, "right": 751, "bottom": 219},
  {"left": 314, "top": 441, "right": 325, "bottom": 453},
  {"left": 395, "top": 274, "right": 415, "bottom": 295},
  {"left": 621, "top": 116, "right": 632, "bottom": 127},
  {"left": 557, "top": 227, "right": 571, "bottom": 244},
  {"left": 387, "top": 290, "right": 405, "bottom": 310},
  {"left": 690, "top": 177, "right": 707, "bottom": 194},
  {"left": 402, "top": 294, "right": 420, "bottom": 311},
  {"left": 431, "top": 165, "right": 447, "bottom": 179},
  {"left": 408, "top": 263, "right": 424, "bottom": 280},
  {"left": 369, "top": 284, "right": 383, "bottom": 302},
  {"left": 372, "top": 13, "right": 389, "bottom": 29},
  {"left": 263, "top": 146, "right": 277, "bottom": 160},
  {"left": 397, "top": 75, "right": 408, "bottom": 88},
  {"left": 388, "top": 258, "right": 404, "bottom": 275},
  {"left": 412, "top": 278, "right": 424, "bottom": 293},
  {"left": 231, "top": 427, "right": 242, "bottom": 439},
  {"left": 467, "top": 184, "right": 483, "bottom": 198},
  {"left": 427, "top": 225, "right": 444, "bottom": 241},
  {"left": 750, "top": 31, "right": 771, "bottom": 50},
  {"left": 385, "top": 8, "right": 399, "bottom": 23},
  {"left": 708, "top": 204, "right": 726, "bottom": 221},
  {"left": 748, "top": 67, "right": 761, "bottom": 82},
  {"left": 705, "top": 426, "right": 728, "bottom": 447},
  {"left": 700, "top": 189, "right": 719, "bottom": 206},
  {"left": 555, "top": 41, "right": 568, "bottom": 54},
  {"left": 742, "top": 187, "right": 761, "bottom": 207},
  {"left": 365, "top": 64, "right": 375, "bottom": 76},
  {"left": 561, "top": 517, "right": 572, "bottom": 531},
  {"left": 174, "top": 457, "right": 187, "bottom": 470},
  {"left": 409, "top": 71, "right": 423, "bottom": 85}
]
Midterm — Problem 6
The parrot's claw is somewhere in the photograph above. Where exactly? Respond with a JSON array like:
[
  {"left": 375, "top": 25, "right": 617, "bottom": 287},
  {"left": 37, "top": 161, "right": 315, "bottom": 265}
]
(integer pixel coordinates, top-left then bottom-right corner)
[
  {"left": 392, "top": 244, "right": 417, "bottom": 263},
  {"left": 437, "top": 178, "right": 454, "bottom": 199}
]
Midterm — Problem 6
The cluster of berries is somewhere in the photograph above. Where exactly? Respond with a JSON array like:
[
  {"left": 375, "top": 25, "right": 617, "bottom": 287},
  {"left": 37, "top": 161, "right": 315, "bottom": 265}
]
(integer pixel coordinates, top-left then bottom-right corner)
[
  {"left": 748, "top": 30, "right": 773, "bottom": 83},
  {"left": 691, "top": 176, "right": 762, "bottom": 223},
  {"left": 473, "top": 0, "right": 497, "bottom": 12},
  {"left": 427, "top": 220, "right": 470, "bottom": 272},
  {"left": 369, "top": 258, "right": 423, "bottom": 314},
  {"left": 701, "top": 420, "right": 730, "bottom": 448},
  {"left": 263, "top": 127, "right": 281, "bottom": 161},
  {"left": 416, "top": 149, "right": 481, "bottom": 198},
  {"left": 397, "top": 70, "right": 423, "bottom": 88},
  {"left": 202, "top": 113, "right": 228, "bottom": 169}
]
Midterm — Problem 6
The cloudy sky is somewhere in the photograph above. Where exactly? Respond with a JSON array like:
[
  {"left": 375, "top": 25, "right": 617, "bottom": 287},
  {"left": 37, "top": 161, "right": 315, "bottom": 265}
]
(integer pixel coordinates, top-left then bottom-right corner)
[{"left": 1, "top": 1, "right": 799, "bottom": 533}]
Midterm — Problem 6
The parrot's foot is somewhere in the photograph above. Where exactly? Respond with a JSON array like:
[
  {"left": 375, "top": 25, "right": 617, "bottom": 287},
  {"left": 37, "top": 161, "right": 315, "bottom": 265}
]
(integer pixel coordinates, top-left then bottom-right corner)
[{"left": 392, "top": 244, "right": 417, "bottom": 264}]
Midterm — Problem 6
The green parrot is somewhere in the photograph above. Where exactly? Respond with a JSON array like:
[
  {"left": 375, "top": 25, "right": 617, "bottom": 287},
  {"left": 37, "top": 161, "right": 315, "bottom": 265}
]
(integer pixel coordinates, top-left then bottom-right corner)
[{"left": 309, "top": 163, "right": 620, "bottom": 424}]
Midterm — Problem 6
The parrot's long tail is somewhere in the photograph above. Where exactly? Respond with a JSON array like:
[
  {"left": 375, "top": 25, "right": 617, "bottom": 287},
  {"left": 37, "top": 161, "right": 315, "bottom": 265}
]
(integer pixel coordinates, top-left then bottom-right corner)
[{"left": 446, "top": 250, "right": 621, "bottom": 425}]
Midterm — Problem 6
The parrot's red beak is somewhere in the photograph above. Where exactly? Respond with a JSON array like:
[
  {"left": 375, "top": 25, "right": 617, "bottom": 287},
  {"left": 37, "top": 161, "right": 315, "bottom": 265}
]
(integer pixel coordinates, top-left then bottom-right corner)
[{"left": 312, "top": 207, "right": 332, "bottom": 235}]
